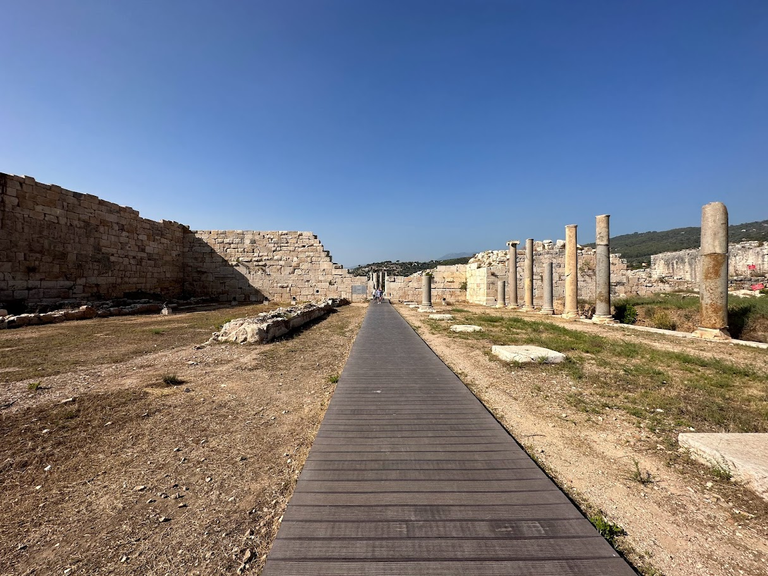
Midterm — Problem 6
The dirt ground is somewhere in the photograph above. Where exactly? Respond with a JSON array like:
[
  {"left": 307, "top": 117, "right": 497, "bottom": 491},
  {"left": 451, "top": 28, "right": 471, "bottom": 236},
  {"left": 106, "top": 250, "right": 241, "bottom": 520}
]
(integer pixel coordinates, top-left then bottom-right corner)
[
  {"left": 0, "top": 303, "right": 367, "bottom": 576},
  {"left": 398, "top": 303, "right": 768, "bottom": 576},
  {"left": 3, "top": 300, "right": 768, "bottom": 576}
]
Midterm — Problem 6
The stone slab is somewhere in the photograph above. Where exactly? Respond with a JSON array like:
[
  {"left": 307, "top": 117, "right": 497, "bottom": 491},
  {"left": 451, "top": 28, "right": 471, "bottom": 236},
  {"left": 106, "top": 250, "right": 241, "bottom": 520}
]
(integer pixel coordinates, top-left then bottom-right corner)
[
  {"left": 450, "top": 325, "right": 483, "bottom": 333},
  {"left": 428, "top": 314, "right": 454, "bottom": 321},
  {"left": 678, "top": 433, "right": 768, "bottom": 501},
  {"left": 492, "top": 345, "right": 566, "bottom": 364}
]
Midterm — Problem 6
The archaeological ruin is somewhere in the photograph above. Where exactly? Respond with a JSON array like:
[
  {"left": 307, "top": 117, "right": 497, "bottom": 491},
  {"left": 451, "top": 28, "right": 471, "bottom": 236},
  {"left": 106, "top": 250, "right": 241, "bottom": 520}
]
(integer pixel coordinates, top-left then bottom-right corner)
[{"left": 2, "top": 172, "right": 766, "bottom": 339}]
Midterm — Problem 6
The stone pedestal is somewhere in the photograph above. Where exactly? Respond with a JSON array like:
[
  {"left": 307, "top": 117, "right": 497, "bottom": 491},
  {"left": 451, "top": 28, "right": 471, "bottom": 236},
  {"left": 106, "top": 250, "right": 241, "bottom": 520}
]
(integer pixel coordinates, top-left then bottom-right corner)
[
  {"left": 593, "top": 214, "right": 614, "bottom": 324},
  {"left": 562, "top": 224, "right": 579, "bottom": 319},
  {"left": 522, "top": 238, "right": 535, "bottom": 311},
  {"left": 540, "top": 262, "right": 554, "bottom": 315},
  {"left": 422, "top": 274, "right": 433, "bottom": 308},
  {"left": 496, "top": 280, "right": 506, "bottom": 307},
  {"left": 693, "top": 202, "right": 730, "bottom": 340},
  {"left": 506, "top": 241, "right": 519, "bottom": 308}
]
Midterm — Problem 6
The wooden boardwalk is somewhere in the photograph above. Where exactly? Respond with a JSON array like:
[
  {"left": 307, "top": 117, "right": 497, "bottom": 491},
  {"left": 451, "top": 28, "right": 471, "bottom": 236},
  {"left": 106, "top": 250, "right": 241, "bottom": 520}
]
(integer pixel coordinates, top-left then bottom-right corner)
[{"left": 262, "top": 302, "right": 636, "bottom": 575}]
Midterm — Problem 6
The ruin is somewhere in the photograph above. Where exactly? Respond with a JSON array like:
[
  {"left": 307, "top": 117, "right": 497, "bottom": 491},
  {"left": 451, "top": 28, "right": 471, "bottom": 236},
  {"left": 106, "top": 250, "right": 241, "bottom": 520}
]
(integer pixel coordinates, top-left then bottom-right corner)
[
  {"left": 522, "top": 238, "right": 535, "bottom": 311},
  {"left": 593, "top": 214, "right": 614, "bottom": 323},
  {"left": 562, "top": 224, "right": 579, "bottom": 319},
  {"left": 693, "top": 202, "right": 730, "bottom": 339}
]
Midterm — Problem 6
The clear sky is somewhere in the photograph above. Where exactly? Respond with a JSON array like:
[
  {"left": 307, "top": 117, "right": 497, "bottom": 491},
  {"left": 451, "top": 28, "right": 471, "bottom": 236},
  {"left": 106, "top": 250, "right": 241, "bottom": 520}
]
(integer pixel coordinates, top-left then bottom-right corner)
[{"left": 1, "top": 1, "right": 766, "bottom": 267}]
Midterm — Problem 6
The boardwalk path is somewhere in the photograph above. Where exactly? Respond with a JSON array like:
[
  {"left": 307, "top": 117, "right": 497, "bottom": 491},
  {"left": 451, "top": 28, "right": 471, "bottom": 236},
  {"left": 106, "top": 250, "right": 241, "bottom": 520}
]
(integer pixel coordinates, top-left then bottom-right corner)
[{"left": 263, "top": 302, "right": 635, "bottom": 575}]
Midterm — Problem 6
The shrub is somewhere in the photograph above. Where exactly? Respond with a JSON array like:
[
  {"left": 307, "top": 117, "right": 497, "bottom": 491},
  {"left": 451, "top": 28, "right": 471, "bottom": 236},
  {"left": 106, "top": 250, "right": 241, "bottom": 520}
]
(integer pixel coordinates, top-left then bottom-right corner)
[
  {"left": 651, "top": 310, "right": 677, "bottom": 331},
  {"left": 614, "top": 302, "right": 638, "bottom": 324}
]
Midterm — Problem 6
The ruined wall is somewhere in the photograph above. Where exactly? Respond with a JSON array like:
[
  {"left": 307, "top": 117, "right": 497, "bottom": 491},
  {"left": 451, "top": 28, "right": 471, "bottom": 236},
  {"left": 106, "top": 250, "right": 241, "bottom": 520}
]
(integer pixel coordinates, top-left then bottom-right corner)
[
  {"left": 466, "top": 242, "right": 679, "bottom": 311},
  {"left": 0, "top": 173, "right": 367, "bottom": 308},
  {"left": 185, "top": 231, "right": 367, "bottom": 303},
  {"left": 384, "top": 265, "right": 467, "bottom": 304},
  {"left": 0, "top": 173, "right": 186, "bottom": 307},
  {"left": 651, "top": 242, "right": 768, "bottom": 282}
]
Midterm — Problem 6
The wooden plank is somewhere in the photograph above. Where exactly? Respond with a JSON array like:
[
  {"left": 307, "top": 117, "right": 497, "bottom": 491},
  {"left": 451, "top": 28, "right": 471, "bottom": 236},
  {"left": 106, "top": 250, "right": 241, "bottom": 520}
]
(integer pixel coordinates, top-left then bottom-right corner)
[
  {"left": 293, "top": 479, "right": 556, "bottom": 493},
  {"left": 263, "top": 558, "right": 636, "bottom": 576},
  {"left": 286, "top": 491, "right": 566, "bottom": 506},
  {"left": 283, "top": 503, "right": 585, "bottom": 522},
  {"left": 277, "top": 518, "right": 598, "bottom": 539},
  {"left": 297, "top": 468, "right": 542, "bottom": 481},
  {"left": 267, "top": 536, "right": 620, "bottom": 560},
  {"left": 300, "top": 459, "right": 537, "bottom": 471}
]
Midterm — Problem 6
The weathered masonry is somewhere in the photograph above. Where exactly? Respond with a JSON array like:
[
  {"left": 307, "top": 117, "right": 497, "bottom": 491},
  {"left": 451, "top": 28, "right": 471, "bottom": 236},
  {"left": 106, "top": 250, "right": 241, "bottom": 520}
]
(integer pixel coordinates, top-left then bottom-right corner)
[{"left": 0, "top": 173, "right": 367, "bottom": 308}]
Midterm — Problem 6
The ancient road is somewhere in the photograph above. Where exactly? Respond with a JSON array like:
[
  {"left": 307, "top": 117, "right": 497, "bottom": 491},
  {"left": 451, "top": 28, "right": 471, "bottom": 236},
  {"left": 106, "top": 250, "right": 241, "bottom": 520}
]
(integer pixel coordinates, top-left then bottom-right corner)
[{"left": 262, "top": 302, "right": 636, "bottom": 575}]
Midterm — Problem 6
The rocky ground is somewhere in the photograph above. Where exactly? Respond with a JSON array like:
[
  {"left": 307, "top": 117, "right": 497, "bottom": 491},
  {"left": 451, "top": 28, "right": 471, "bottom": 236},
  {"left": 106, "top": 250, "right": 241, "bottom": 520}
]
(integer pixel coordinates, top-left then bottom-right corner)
[
  {"left": 398, "top": 303, "right": 768, "bottom": 576},
  {"left": 2, "top": 300, "right": 767, "bottom": 576},
  {"left": 0, "top": 303, "right": 367, "bottom": 576}
]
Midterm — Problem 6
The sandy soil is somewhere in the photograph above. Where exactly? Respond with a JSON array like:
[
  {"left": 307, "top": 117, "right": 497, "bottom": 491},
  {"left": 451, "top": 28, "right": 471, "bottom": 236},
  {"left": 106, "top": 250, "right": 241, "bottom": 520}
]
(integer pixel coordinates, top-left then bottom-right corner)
[
  {"left": 0, "top": 303, "right": 367, "bottom": 576},
  {"left": 398, "top": 303, "right": 768, "bottom": 576}
]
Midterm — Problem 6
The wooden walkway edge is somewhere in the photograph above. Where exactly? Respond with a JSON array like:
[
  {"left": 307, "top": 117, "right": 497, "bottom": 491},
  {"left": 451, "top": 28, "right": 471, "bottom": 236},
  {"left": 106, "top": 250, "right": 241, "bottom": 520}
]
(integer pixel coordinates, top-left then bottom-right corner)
[{"left": 262, "top": 302, "right": 636, "bottom": 575}]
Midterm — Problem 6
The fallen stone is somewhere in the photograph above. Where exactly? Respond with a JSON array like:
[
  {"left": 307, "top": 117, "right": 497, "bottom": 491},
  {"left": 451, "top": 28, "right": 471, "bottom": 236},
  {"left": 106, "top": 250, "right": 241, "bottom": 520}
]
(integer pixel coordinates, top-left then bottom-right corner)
[
  {"left": 491, "top": 345, "right": 566, "bottom": 364},
  {"left": 207, "top": 299, "right": 342, "bottom": 345},
  {"left": 679, "top": 433, "right": 768, "bottom": 501},
  {"left": 428, "top": 314, "right": 454, "bottom": 321},
  {"left": 418, "top": 306, "right": 435, "bottom": 313},
  {"left": 450, "top": 325, "right": 483, "bottom": 333}
]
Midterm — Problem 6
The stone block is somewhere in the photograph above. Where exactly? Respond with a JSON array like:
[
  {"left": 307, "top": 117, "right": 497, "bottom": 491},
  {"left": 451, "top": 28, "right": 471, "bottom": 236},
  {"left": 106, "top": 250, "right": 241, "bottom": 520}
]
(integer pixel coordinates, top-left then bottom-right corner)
[
  {"left": 450, "top": 325, "right": 483, "bottom": 333},
  {"left": 491, "top": 345, "right": 566, "bottom": 364}
]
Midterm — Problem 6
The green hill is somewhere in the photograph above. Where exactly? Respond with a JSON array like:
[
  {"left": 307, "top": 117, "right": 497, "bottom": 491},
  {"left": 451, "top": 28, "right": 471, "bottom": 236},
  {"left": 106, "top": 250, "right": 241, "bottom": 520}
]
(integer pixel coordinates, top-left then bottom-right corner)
[
  {"left": 588, "top": 219, "right": 768, "bottom": 268},
  {"left": 350, "top": 256, "right": 472, "bottom": 277}
]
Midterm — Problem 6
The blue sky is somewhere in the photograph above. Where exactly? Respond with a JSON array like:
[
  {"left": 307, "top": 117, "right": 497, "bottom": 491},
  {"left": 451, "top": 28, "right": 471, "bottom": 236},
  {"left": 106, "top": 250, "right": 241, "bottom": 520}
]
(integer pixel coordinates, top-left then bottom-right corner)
[{"left": 2, "top": 1, "right": 766, "bottom": 267}]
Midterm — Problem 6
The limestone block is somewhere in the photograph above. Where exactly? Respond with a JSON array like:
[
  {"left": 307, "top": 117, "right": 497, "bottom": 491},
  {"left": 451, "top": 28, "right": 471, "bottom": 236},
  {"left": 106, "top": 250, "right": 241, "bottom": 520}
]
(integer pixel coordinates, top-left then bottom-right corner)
[
  {"left": 429, "top": 314, "right": 454, "bottom": 321},
  {"left": 450, "top": 325, "right": 483, "bottom": 333},
  {"left": 492, "top": 345, "right": 566, "bottom": 364}
]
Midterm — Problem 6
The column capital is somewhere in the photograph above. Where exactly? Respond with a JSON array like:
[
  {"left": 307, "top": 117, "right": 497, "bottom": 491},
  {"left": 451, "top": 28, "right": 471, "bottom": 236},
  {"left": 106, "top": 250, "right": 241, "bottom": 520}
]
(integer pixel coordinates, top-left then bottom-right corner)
[{"left": 506, "top": 240, "right": 520, "bottom": 247}]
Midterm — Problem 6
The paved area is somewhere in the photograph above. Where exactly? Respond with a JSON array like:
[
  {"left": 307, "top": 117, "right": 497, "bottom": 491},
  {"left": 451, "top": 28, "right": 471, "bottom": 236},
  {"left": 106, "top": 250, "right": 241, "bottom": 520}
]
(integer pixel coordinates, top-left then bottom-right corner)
[
  {"left": 679, "top": 433, "right": 768, "bottom": 501},
  {"left": 263, "top": 302, "right": 636, "bottom": 575}
]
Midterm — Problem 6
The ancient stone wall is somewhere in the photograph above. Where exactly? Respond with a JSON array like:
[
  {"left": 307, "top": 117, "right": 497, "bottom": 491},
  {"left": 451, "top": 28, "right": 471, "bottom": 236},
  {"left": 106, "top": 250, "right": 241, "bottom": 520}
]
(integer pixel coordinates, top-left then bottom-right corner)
[
  {"left": 0, "top": 173, "right": 367, "bottom": 309},
  {"left": 185, "top": 231, "right": 367, "bottom": 303},
  {"left": 651, "top": 242, "right": 768, "bottom": 283},
  {"left": 0, "top": 173, "right": 186, "bottom": 307},
  {"left": 465, "top": 243, "right": 681, "bottom": 311},
  {"left": 384, "top": 265, "right": 467, "bottom": 304}
]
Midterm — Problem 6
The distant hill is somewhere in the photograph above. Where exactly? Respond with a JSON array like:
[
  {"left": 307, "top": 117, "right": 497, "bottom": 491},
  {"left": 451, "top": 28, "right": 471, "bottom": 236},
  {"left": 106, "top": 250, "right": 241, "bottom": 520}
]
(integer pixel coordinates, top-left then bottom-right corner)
[
  {"left": 350, "top": 256, "right": 473, "bottom": 277},
  {"left": 585, "top": 219, "right": 768, "bottom": 268},
  {"left": 437, "top": 251, "right": 475, "bottom": 260}
]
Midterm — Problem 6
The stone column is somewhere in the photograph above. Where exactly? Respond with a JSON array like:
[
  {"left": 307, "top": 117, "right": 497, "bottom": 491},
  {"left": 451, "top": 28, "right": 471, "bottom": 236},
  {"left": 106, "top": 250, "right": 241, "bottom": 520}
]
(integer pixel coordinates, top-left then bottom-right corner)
[
  {"left": 422, "top": 274, "right": 433, "bottom": 308},
  {"left": 522, "top": 238, "right": 535, "bottom": 310},
  {"left": 693, "top": 202, "right": 730, "bottom": 339},
  {"left": 506, "top": 241, "right": 519, "bottom": 308},
  {"left": 562, "top": 224, "right": 579, "bottom": 319},
  {"left": 496, "top": 280, "right": 506, "bottom": 307},
  {"left": 540, "top": 261, "right": 554, "bottom": 314},
  {"left": 593, "top": 215, "right": 614, "bottom": 323}
]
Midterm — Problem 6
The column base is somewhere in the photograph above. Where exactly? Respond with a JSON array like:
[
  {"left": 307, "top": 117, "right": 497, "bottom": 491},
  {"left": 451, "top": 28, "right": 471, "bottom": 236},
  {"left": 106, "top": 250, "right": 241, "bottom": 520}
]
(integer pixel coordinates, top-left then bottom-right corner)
[
  {"left": 520, "top": 306, "right": 535, "bottom": 312},
  {"left": 592, "top": 314, "right": 615, "bottom": 325},
  {"left": 561, "top": 311, "right": 580, "bottom": 320},
  {"left": 495, "top": 304, "right": 506, "bottom": 308},
  {"left": 507, "top": 304, "right": 520, "bottom": 310},
  {"left": 539, "top": 308, "right": 554, "bottom": 315},
  {"left": 692, "top": 327, "right": 731, "bottom": 340}
]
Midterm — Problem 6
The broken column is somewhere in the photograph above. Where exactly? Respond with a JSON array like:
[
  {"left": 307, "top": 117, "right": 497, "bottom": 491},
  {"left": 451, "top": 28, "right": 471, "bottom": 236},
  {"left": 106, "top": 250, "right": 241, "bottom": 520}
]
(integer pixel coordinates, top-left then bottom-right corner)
[
  {"left": 506, "top": 241, "right": 519, "bottom": 308},
  {"left": 593, "top": 214, "right": 614, "bottom": 323},
  {"left": 562, "top": 224, "right": 579, "bottom": 319},
  {"left": 497, "top": 280, "right": 506, "bottom": 307},
  {"left": 422, "top": 274, "right": 433, "bottom": 308},
  {"left": 522, "top": 238, "right": 535, "bottom": 311},
  {"left": 540, "top": 261, "right": 554, "bottom": 315},
  {"left": 693, "top": 202, "right": 730, "bottom": 339}
]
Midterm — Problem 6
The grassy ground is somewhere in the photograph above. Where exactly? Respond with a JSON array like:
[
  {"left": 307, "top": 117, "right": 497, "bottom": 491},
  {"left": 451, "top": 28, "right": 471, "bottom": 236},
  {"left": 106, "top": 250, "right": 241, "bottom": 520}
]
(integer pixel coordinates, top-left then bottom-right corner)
[
  {"left": 0, "top": 303, "right": 279, "bottom": 383},
  {"left": 613, "top": 293, "right": 768, "bottom": 342},
  {"left": 440, "top": 308, "right": 768, "bottom": 445}
]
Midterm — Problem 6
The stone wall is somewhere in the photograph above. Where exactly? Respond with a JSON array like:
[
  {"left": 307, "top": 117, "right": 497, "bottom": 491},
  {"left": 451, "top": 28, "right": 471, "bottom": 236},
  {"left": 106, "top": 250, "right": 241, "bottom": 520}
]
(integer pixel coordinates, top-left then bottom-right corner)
[
  {"left": 651, "top": 242, "right": 768, "bottom": 283},
  {"left": 185, "top": 231, "right": 367, "bottom": 303},
  {"left": 0, "top": 173, "right": 186, "bottom": 307},
  {"left": 465, "top": 242, "right": 681, "bottom": 311},
  {"left": 0, "top": 173, "right": 367, "bottom": 309},
  {"left": 384, "top": 265, "right": 467, "bottom": 304}
]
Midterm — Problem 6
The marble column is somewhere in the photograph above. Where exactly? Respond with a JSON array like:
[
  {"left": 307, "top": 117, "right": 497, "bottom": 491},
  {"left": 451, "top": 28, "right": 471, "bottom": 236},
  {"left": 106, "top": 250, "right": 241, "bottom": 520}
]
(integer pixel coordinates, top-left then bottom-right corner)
[
  {"left": 422, "top": 274, "right": 433, "bottom": 308},
  {"left": 497, "top": 280, "right": 506, "bottom": 307},
  {"left": 693, "top": 202, "right": 730, "bottom": 339},
  {"left": 562, "top": 224, "right": 579, "bottom": 319},
  {"left": 522, "top": 238, "right": 535, "bottom": 310},
  {"left": 593, "top": 215, "right": 614, "bottom": 323},
  {"left": 540, "top": 262, "right": 554, "bottom": 314},
  {"left": 506, "top": 241, "right": 519, "bottom": 308}
]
